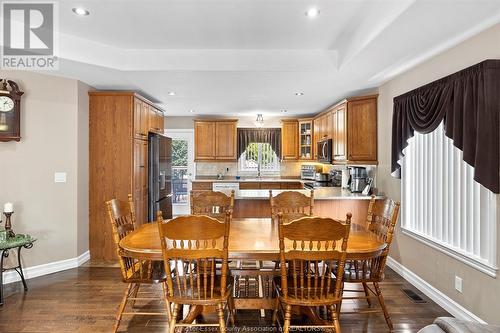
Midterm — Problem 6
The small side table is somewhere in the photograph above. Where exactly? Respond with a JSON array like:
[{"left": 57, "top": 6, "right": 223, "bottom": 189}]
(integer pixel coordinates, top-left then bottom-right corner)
[{"left": 0, "top": 233, "right": 36, "bottom": 306}]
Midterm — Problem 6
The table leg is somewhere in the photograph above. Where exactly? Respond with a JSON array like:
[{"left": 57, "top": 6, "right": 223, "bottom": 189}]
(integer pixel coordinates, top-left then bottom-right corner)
[
  {"left": 16, "top": 246, "right": 28, "bottom": 291},
  {"left": 0, "top": 249, "right": 7, "bottom": 306}
]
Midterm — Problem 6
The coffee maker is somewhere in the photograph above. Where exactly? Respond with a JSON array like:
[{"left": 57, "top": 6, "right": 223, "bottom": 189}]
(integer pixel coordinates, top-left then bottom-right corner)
[{"left": 348, "top": 166, "right": 369, "bottom": 193}]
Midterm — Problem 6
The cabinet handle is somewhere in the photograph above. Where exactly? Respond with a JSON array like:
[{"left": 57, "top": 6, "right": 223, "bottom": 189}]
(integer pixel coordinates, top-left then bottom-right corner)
[{"left": 139, "top": 165, "right": 145, "bottom": 168}]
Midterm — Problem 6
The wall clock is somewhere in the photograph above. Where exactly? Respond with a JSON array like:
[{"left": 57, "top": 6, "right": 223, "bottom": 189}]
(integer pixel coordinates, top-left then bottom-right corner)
[{"left": 0, "top": 79, "right": 24, "bottom": 142}]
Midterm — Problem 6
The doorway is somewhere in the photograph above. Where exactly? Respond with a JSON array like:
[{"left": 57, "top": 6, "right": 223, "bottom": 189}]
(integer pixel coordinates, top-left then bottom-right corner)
[{"left": 164, "top": 129, "right": 195, "bottom": 216}]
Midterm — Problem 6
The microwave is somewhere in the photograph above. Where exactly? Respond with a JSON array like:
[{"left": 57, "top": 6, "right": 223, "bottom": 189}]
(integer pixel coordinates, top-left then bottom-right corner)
[{"left": 317, "top": 138, "right": 332, "bottom": 164}]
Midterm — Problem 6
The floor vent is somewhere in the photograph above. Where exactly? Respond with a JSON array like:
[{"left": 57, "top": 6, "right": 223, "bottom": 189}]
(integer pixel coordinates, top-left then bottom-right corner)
[{"left": 402, "top": 288, "right": 427, "bottom": 303}]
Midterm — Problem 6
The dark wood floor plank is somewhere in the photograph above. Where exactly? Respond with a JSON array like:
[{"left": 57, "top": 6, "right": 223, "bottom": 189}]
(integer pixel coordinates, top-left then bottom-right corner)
[{"left": 0, "top": 266, "right": 449, "bottom": 332}]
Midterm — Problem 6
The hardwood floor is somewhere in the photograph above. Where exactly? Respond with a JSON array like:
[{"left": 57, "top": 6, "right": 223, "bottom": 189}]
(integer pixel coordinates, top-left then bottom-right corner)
[{"left": 0, "top": 266, "right": 448, "bottom": 332}]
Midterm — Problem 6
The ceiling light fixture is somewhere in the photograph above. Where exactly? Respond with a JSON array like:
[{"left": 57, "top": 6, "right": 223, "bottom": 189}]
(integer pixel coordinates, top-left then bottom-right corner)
[
  {"left": 256, "top": 114, "right": 264, "bottom": 127},
  {"left": 72, "top": 7, "right": 90, "bottom": 16},
  {"left": 167, "top": 91, "right": 176, "bottom": 96},
  {"left": 305, "top": 7, "right": 320, "bottom": 18},
  {"left": 295, "top": 92, "right": 304, "bottom": 96},
  {"left": 281, "top": 109, "right": 287, "bottom": 113},
  {"left": 189, "top": 109, "right": 195, "bottom": 113}
]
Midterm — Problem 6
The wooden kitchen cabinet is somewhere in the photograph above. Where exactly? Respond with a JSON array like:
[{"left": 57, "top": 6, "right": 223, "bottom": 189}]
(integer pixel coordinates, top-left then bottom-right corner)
[
  {"left": 133, "top": 98, "right": 148, "bottom": 140},
  {"left": 298, "top": 119, "right": 313, "bottom": 160},
  {"left": 89, "top": 91, "right": 165, "bottom": 261},
  {"left": 346, "top": 97, "right": 377, "bottom": 162},
  {"left": 133, "top": 139, "right": 148, "bottom": 227},
  {"left": 194, "top": 120, "right": 237, "bottom": 161},
  {"left": 215, "top": 121, "right": 237, "bottom": 160},
  {"left": 148, "top": 105, "right": 164, "bottom": 134},
  {"left": 326, "top": 94, "right": 378, "bottom": 164},
  {"left": 332, "top": 104, "right": 347, "bottom": 161},
  {"left": 281, "top": 119, "right": 299, "bottom": 160}
]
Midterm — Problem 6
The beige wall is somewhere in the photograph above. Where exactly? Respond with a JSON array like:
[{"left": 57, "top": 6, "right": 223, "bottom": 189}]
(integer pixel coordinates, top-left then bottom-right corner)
[
  {"left": 0, "top": 71, "right": 90, "bottom": 269},
  {"left": 77, "top": 81, "right": 90, "bottom": 255},
  {"left": 377, "top": 23, "right": 500, "bottom": 323}
]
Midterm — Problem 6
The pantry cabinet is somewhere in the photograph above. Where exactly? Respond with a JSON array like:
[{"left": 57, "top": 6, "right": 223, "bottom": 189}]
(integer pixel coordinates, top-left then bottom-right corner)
[{"left": 89, "top": 91, "right": 165, "bottom": 261}]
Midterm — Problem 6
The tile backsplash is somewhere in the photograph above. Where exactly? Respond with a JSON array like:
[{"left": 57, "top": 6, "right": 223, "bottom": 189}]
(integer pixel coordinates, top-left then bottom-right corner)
[
  {"left": 196, "top": 161, "right": 306, "bottom": 177},
  {"left": 195, "top": 161, "right": 378, "bottom": 186}
]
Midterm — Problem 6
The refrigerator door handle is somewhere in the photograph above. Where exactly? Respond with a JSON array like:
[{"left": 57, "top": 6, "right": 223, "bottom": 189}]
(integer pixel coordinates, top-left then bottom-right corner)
[{"left": 159, "top": 171, "right": 166, "bottom": 190}]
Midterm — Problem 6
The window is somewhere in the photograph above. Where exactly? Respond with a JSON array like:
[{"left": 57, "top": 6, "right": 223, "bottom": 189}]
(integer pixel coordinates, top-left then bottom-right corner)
[
  {"left": 401, "top": 122, "right": 497, "bottom": 277},
  {"left": 238, "top": 142, "right": 280, "bottom": 175}
]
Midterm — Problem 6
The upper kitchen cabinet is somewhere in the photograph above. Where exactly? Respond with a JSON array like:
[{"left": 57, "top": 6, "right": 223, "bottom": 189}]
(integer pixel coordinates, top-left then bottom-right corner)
[
  {"left": 148, "top": 105, "right": 164, "bottom": 134},
  {"left": 332, "top": 95, "right": 377, "bottom": 164},
  {"left": 215, "top": 121, "right": 238, "bottom": 160},
  {"left": 194, "top": 120, "right": 238, "bottom": 161},
  {"left": 133, "top": 97, "right": 148, "bottom": 140},
  {"left": 298, "top": 118, "right": 313, "bottom": 160},
  {"left": 281, "top": 119, "right": 299, "bottom": 161}
]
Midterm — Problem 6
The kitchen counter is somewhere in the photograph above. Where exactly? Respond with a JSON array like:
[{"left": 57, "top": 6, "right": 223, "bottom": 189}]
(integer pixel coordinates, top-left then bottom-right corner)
[
  {"left": 192, "top": 176, "right": 304, "bottom": 183},
  {"left": 245, "top": 188, "right": 382, "bottom": 200},
  {"left": 225, "top": 188, "right": 382, "bottom": 200}
]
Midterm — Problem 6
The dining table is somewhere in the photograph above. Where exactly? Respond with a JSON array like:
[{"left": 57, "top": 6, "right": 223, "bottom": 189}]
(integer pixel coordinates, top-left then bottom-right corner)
[{"left": 119, "top": 217, "right": 386, "bottom": 323}]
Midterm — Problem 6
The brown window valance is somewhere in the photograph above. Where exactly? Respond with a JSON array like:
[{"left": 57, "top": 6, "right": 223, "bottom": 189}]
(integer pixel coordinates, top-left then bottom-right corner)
[
  {"left": 392, "top": 59, "right": 500, "bottom": 193},
  {"left": 237, "top": 128, "right": 281, "bottom": 158}
]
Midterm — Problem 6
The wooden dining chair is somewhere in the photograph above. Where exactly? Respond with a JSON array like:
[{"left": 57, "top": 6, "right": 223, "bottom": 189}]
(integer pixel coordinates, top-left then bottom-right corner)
[
  {"left": 106, "top": 194, "right": 169, "bottom": 333},
  {"left": 269, "top": 190, "right": 314, "bottom": 223},
  {"left": 272, "top": 213, "right": 352, "bottom": 333},
  {"left": 190, "top": 190, "right": 235, "bottom": 221},
  {"left": 340, "top": 196, "right": 400, "bottom": 331},
  {"left": 157, "top": 210, "right": 235, "bottom": 333}
]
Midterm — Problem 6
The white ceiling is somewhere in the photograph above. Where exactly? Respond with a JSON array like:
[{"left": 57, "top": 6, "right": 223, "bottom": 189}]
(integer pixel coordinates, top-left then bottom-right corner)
[{"left": 43, "top": 0, "right": 500, "bottom": 116}]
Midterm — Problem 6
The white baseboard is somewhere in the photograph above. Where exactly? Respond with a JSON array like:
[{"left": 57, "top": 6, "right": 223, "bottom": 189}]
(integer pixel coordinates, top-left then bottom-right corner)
[
  {"left": 386, "top": 256, "right": 487, "bottom": 324},
  {"left": 2, "top": 250, "right": 90, "bottom": 285}
]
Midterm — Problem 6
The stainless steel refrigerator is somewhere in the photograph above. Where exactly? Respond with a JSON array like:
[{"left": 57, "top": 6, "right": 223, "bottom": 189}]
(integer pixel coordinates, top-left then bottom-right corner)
[{"left": 148, "top": 133, "right": 173, "bottom": 221}]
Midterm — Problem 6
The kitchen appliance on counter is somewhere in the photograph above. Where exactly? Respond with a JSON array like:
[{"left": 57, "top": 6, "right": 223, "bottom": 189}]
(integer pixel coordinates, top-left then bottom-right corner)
[
  {"left": 317, "top": 138, "right": 332, "bottom": 164},
  {"left": 348, "top": 166, "right": 371, "bottom": 193},
  {"left": 314, "top": 172, "right": 331, "bottom": 182},
  {"left": 329, "top": 169, "right": 343, "bottom": 187},
  {"left": 148, "top": 133, "right": 173, "bottom": 221},
  {"left": 300, "top": 164, "right": 322, "bottom": 180}
]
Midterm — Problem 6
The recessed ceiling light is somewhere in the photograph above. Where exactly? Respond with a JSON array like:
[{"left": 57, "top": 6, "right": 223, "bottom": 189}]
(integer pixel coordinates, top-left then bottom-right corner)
[
  {"left": 295, "top": 92, "right": 304, "bottom": 96},
  {"left": 281, "top": 109, "right": 287, "bottom": 113},
  {"left": 167, "top": 91, "right": 175, "bottom": 96},
  {"left": 189, "top": 109, "right": 195, "bottom": 113},
  {"left": 72, "top": 7, "right": 90, "bottom": 16},
  {"left": 305, "top": 7, "right": 320, "bottom": 18}
]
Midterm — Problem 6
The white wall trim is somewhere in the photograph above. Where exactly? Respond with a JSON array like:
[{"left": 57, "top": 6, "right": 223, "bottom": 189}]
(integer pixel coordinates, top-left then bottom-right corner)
[
  {"left": 401, "top": 228, "right": 498, "bottom": 278},
  {"left": 386, "top": 256, "right": 487, "bottom": 324},
  {"left": 3, "top": 250, "right": 90, "bottom": 285}
]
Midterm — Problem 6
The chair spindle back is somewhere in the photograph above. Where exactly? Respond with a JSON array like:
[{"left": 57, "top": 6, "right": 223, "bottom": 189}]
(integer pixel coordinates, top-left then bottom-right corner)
[
  {"left": 270, "top": 190, "right": 314, "bottom": 223},
  {"left": 191, "top": 190, "right": 234, "bottom": 221},
  {"left": 106, "top": 195, "right": 151, "bottom": 282},
  {"left": 157, "top": 211, "right": 231, "bottom": 301},
  {"left": 278, "top": 213, "right": 352, "bottom": 301}
]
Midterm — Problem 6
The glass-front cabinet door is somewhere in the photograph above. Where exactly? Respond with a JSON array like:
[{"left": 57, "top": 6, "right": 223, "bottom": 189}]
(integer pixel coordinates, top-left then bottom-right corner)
[{"left": 298, "top": 119, "right": 313, "bottom": 160}]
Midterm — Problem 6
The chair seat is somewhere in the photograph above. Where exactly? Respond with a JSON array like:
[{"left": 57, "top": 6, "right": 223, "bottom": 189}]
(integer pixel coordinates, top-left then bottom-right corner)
[
  {"left": 337, "top": 260, "right": 383, "bottom": 282},
  {"left": 167, "top": 281, "right": 232, "bottom": 305},
  {"left": 274, "top": 277, "right": 341, "bottom": 306},
  {"left": 123, "top": 260, "right": 167, "bottom": 284}
]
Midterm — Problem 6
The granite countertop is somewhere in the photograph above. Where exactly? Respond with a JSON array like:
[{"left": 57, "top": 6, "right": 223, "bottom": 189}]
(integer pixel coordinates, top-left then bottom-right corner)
[
  {"left": 192, "top": 176, "right": 305, "bottom": 183},
  {"left": 220, "top": 188, "right": 383, "bottom": 200}
]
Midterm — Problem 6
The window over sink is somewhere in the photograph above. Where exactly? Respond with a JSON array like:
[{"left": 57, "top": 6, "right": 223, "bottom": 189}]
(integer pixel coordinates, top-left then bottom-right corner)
[{"left": 238, "top": 142, "right": 280, "bottom": 175}]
